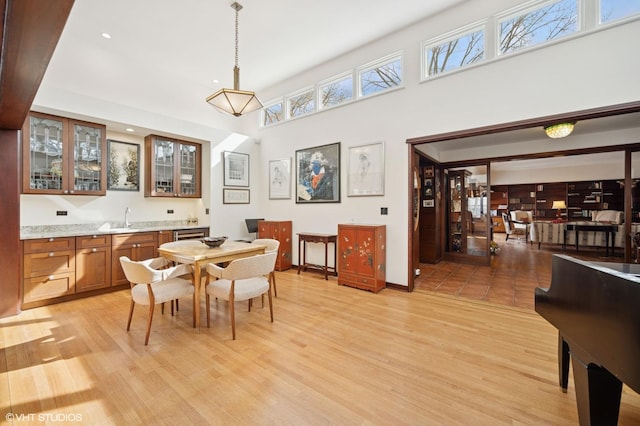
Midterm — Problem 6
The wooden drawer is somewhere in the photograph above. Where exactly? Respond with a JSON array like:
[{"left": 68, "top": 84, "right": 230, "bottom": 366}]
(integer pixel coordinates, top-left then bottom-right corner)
[
  {"left": 112, "top": 232, "right": 158, "bottom": 247},
  {"left": 77, "top": 234, "right": 111, "bottom": 248},
  {"left": 24, "top": 250, "right": 75, "bottom": 278},
  {"left": 23, "top": 272, "right": 76, "bottom": 303},
  {"left": 23, "top": 237, "right": 75, "bottom": 254}
]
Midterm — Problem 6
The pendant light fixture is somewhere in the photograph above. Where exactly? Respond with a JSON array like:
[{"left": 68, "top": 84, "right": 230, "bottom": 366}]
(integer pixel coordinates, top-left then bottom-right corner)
[{"left": 206, "top": 2, "right": 262, "bottom": 117}]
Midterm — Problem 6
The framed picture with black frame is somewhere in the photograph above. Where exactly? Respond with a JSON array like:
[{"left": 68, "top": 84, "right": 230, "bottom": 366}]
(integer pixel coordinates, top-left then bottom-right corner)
[{"left": 295, "top": 142, "right": 340, "bottom": 203}]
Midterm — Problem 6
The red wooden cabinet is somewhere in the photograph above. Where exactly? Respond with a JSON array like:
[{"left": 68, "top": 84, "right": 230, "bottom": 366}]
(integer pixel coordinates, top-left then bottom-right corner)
[
  {"left": 257, "top": 220, "right": 292, "bottom": 271},
  {"left": 337, "top": 224, "right": 386, "bottom": 293}
]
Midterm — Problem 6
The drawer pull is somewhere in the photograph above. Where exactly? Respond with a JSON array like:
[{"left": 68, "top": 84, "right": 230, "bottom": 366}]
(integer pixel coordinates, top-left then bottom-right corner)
[
  {"left": 92, "top": 235, "right": 97, "bottom": 239},
  {"left": 49, "top": 238, "right": 54, "bottom": 242},
  {"left": 48, "top": 275, "right": 55, "bottom": 280},
  {"left": 92, "top": 248, "right": 97, "bottom": 253},
  {"left": 49, "top": 252, "right": 55, "bottom": 257}
]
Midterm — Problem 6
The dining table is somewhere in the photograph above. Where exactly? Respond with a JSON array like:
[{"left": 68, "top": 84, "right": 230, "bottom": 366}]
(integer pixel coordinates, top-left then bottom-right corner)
[{"left": 158, "top": 240, "right": 266, "bottom": 331}]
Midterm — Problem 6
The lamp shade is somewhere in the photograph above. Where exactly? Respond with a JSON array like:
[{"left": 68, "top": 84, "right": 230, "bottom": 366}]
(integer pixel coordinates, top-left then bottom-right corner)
[
  {"left": 206, "top": 88, "right": 262, "bottom": 117},
  {"left": 544, "top": 122, "right": 575, "bottom": 139},
  {"left": 551, "top": 200, "right": 567, "bottom": 209}
]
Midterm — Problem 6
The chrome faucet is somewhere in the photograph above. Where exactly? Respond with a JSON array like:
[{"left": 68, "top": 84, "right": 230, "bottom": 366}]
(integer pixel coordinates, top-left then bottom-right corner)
[{"left": 125, "top": 207, "right": 131, "bottom": 228}]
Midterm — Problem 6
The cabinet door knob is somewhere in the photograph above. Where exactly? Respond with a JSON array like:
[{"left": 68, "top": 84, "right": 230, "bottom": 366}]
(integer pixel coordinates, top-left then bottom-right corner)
[
  {"left": 48, "top": 238, "right": 54, "bottom": 242},
  {"left": 69, "top": 190, "right": 75, "bottom": 194},
  {"left": 92, "top": 248, "right": 97, "bottom": 253},
  {"left": 48, "top": 275, "right": 55, "bottom": 281},
  {"left": 63, "top": 190, "right": 69, "bottom": 194},
  {"left": 49, "top": 252, "right": 55, "bottom": 257},
  {"left": 92, "top": 235, "right": 97, "bottom": 239}
]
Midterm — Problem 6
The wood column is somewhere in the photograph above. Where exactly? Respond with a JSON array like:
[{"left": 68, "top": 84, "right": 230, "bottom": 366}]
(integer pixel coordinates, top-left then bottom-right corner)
[{"left": 0, "top": 130, "right": 21, "bottom": 317}]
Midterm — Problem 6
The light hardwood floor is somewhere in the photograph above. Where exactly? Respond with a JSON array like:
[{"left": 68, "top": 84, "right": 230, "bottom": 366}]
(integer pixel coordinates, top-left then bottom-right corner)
[{"left": 1, "top": 267, "right": 639, "bottom": 424}]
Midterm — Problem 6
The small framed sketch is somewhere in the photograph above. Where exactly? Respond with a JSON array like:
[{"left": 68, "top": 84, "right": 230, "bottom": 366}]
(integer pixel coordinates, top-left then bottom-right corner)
[
  {"left": 223, "top": 151, "right": 249, "bottom": 187},
  {"left": 269, "top": 158, "right": 291, "bottom": 199},
  {"left": 347, "top": 141, "right": 384, "bottom": 196},
  {"left": 223, "top": 188, "right": 250, "bottom": 204},
  {"left": 107, "top": 140, "right": 140, "bottom": 191}
]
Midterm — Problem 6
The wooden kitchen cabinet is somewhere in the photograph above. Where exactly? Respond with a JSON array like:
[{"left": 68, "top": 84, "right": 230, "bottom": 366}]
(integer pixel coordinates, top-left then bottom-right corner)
[
  {"left": 111, "top": 232, "right": 159, "bottom": 286},
  {"left": 22, "top": 111, "right": 107, "bottom": 195},
  {"left": 257, "top": 220, "right": 292, "bottom": 271},
  {"left": 23, "top": 237, "right": 76, "bottom": 304},
  {"left": 144, "top": 134, "right": 201, "bottom": 198},
  {"left": 75, "top": 234, "right": 112, "bottom": 293},
  {"left": 337, "top": 224, "right": 386, "bottom": 293}
]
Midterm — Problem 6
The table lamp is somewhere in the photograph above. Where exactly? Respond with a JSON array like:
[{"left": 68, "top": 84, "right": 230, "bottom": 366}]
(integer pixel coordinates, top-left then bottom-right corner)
[{"left": 551, "top": 200, "right": 567, "bottom": 219}]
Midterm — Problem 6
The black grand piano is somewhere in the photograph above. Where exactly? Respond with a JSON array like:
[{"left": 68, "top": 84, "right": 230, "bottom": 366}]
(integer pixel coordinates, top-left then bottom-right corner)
[{"left": 535, "top": 254, "right": 640, "bottom": 425}]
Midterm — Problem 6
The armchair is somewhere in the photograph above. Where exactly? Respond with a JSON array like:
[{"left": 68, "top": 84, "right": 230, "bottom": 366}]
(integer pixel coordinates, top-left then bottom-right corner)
[{"left": 119, "top": 256, "right": 194, "bottom": 345}]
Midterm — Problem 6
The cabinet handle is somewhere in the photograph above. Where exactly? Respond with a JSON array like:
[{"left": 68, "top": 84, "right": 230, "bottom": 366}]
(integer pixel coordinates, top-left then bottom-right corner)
[
  {"left": 49, "top": 252, "right": 55, "bottom": 257},
  {"left": 92, "top": 248, "right": 97, "bottom": 253},
  {"left": 69, "top": 190, "right": 75, "bottom": 194},
  {"left": 48, "top": 275, "right": 55, "bottom": 281},
  {"left": 63, "top": 190, "right": 68, "bottom": 194},
  {"left": 48, "top": 238, "right": 54, "bottom": 242},
  {"left": 92, "top": 235, "right": 97, "bottom": 239}
]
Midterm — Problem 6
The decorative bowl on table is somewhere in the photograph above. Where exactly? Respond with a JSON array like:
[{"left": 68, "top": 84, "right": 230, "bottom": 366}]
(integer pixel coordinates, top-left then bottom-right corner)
[{"left": 201, "top": 236, "right": 228, "bottom": 248}]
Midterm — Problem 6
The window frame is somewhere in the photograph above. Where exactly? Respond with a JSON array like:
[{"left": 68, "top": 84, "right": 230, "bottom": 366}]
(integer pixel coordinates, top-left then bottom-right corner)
[
  {"left": 496, "top": 0, "right": 580, "bottom": 57},
  {"left": 286, "top": 86, "right": 316, "bottom": 120},
  {"left": 357, "top": 51, "right": 404, "bottom": 99},
  {"left": 317, "top": 71, "right": 355, "bottom": 111},
  {"left": 421, "top": 21, "right": 486, "bottom": 80},
  {"left": 261, "top": 99, "right": 285, "bottom": 127}
]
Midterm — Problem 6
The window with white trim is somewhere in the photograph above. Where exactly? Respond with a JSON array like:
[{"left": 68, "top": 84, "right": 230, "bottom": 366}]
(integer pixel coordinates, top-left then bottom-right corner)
[
  {"left": 262, "top": 100, "right": 284, "bottom": 126},
  {"left": 287, "top": 88, "right": 315, "bottom": 119},
  {"left": 423, "top": 26, "right": 485, "bottom": 78},
  {"left": 498, "top": 0, "right": 578, "bottom": 55},
  {"left": 358, "top": 53, "right": 403, "bottom": 98},
  {"left": 600, "top": 0, "right": 640, "bottom": 24},
  {"left": 318, "top": 73, "right": 354, "bottom": 110}
]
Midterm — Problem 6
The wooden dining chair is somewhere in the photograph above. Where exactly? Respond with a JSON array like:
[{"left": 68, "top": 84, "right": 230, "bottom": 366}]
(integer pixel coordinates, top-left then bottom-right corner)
[
  {"left": 119, "top": 256, "right": 194, "bottom": 345},
  {"left": 205, "top": 252, "right": 277, "bottom": 340},
  {"left": 251, "top": 238, "right": 280, "bottom": 297}
]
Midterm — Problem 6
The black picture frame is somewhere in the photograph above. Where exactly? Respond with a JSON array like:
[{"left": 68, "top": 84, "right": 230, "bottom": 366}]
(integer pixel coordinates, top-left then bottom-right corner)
[
  {"left": 295, "top": 142, "right": 340, "bottom": 203},
  {"left": 107, "top": 140, "right": 140, "bottom": 191}
]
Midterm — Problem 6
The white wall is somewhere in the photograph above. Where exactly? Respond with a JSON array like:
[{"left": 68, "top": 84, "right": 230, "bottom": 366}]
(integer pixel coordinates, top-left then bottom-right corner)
[
  {"left": 24, "top": 1, "right": 640, "bottom": 287},
  {"left": 21, "top": 130, "right": 211, "bottom": 228},
  {"left": 241, "top": 3, "right": 640, "bottom": 286}
]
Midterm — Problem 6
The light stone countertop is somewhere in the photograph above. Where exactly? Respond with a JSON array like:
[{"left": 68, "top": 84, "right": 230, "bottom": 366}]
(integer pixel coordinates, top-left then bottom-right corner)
[{"left": 20, "top": 221, "right": 209, "bottom": 240}]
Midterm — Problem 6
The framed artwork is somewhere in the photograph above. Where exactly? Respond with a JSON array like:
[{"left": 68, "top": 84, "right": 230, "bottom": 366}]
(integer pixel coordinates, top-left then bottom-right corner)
[
  {"left": 295, "top": 142, "right": 341, "bottom": 203},
  {"left": 269, "top": 158, "right": 291, "bottom": 199},
  {"left": 347, "top": 141, "right": 384, "bottom": 196},
  {"left": 107, "top": 140, "right": 139, "bottom": 191},
  {"left": 223, "top": 188, "right": 250, "bottom": 204},
  {"left": 223, "top": 151, "right": 249, "bottom": 187}
]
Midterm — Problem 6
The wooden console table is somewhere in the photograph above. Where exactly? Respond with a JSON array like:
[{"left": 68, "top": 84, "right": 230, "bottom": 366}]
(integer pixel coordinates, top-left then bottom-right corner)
[{"left": 297, "top": 232, "right": 337, "bottom": 280}]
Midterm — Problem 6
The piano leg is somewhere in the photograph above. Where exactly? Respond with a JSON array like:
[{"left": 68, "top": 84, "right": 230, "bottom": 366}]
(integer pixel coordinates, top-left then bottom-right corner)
[
  {"left": 571, "top": 355, "right": 623, "bottom": 426},
  {"left": 558, "top": 332, "right": 570, "bottom": 393}
]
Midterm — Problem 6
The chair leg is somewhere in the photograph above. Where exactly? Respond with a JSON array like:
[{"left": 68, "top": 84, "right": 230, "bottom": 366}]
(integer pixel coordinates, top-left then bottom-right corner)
[
  {"left": 229, "top": 283, "right": 236, "bottom": 340},
  {"left": 206, "top": 293, "right": 211, "bottom": 328},
  {"left": 171, "top": 300, "right": 175, "bottom": 316},
  {"left": 144, "top": 304, "right": 155, "bottom": 345},
  {"left": 267, "top": 288, "right": 274, "bottom": 323},
  {"left": 127, "top": 300, "right": 135, "bottom": 331},
  {"left": 271, "top": 271, "right": 277, "bottom": 298},
  {"left": 161, "top": 302, "right": 165, "bottom": 315}
]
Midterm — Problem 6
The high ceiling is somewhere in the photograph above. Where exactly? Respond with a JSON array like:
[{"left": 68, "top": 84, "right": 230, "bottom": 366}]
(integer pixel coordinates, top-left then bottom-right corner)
[{"left": 36, "top": 0, "right": 465, "bottom": 129}]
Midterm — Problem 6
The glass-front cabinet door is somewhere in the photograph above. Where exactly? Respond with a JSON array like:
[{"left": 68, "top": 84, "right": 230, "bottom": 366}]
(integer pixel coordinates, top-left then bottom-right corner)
[
  {"left": 145, "top": 135, "right": 201, "bottom": 198},
  {"left": 22, "top": 112, "right": 106, "bottom": 195}
]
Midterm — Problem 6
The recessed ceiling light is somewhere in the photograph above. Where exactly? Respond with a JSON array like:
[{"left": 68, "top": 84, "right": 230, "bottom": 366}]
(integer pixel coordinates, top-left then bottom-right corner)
[
  {"left": 101, "top": 32, "right": 112, "bottom": 39},
  {"left": 125, "top": 128, "right": 134, "bottom": 132}
]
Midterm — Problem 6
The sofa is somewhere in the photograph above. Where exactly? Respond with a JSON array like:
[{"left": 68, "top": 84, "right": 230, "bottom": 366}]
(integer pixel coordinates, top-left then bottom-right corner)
[{"left": 530, "top": 211, "right": 636, "bottom": 250}]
